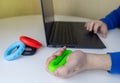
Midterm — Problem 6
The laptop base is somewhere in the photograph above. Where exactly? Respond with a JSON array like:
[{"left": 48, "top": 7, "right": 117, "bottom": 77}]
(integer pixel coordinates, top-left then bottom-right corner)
[{"left": 48, "top": 22, "right": 106, "bottom": 49}]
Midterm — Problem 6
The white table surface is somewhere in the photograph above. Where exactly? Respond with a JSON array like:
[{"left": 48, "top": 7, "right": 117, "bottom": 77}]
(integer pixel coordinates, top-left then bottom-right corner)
[{"left": 0, "top": 15, "right": 120, "bottom": 83}]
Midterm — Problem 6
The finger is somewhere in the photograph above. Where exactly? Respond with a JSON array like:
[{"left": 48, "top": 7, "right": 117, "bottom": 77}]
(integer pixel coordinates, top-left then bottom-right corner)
[
  {"left": 54, "top": 60, "right": 86, "bottom": 78},
  {"left": 85, "top": 21, "right": 92, "bottom": 31},
  {"left": 53, "top": 54, "right": 73, "bottom": 77},
  {"left": 46, "top": 56, "right": 56, "bottom": 67},
  {"left": 46, "top": 46, "right": 67, "bottom": 73},
  {"left": 45, "top": 64, "right": 53, "bottom": 74},
  {"left": 53, "top": 46, "right": 66, "bottom": 56},
  {"left": 84, "top": 22, "right": 89, "bottom": 30},
  {"left": 54, "top": 59, "right": 74, "bottom": 77},
  {"left": 101, "top": 32, "right": 107, "bottom": 38},
  {"left": 47, "top": 46, "right": 66, "bottom": 63},
  {"left": 100, "top": 26, "right": 107, "bottom": 38},
  {"left": 93, "top": 23, "right": 100, "bottom": 33},
  {"left": 54, "top": 60, "right": 79, "bottom": 78},
  {"left": 88, "top": 21, "right": 95, "bottom": 31},
  {"left": 46, "top": 46, "right": 66, "bottom": 67},
  {"left": 54, "top": 66, "right": 70, "bottom": 78}
]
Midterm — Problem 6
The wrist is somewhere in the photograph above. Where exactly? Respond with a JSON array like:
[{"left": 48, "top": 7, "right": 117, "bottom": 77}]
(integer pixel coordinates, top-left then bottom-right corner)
[{"left": 86, "top": 53, "right": 111, "bottom": 71}]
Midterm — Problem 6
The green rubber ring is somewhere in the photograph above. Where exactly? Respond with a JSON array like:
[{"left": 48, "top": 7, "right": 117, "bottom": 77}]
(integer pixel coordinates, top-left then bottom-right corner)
[{"left": 48, "top": 50, "right": 72, "bottom": 73}]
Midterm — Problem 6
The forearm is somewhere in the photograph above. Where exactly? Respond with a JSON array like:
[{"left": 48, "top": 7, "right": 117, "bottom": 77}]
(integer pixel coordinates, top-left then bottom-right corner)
[{"left": 86, "top": 53, "right": 111, "bottom": 71}]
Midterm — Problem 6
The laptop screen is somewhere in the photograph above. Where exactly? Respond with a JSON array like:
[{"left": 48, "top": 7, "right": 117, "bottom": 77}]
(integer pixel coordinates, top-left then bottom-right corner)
[{"left": 40, "top": 0, "right": 54, "bottom": 44}]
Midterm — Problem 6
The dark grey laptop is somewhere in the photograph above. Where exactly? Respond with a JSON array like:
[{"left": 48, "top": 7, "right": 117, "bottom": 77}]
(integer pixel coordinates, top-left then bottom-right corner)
[{"left": 40, "top": 0, "right": 106, "bottom": 48}]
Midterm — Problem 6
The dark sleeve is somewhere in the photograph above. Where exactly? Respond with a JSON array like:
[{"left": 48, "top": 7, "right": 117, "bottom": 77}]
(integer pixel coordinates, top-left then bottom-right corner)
[
  {"left": 100, "top": 6, "right": 120, "bottom": 30},
  {"left": 108, "top": 52, "right": 120, "bottom": 74}
]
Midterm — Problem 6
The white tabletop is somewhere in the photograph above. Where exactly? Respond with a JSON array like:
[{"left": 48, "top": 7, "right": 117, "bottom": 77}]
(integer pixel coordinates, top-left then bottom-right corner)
[{"left": 0, "top": 15, "right": 120, "bottom": 83}]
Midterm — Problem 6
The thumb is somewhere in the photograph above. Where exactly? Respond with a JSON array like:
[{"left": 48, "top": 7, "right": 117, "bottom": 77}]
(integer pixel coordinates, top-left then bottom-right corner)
[
  {"left": 54, "top": 66, "right": 70, "bottom": 78},
  {"left": 54, "top": 58, "right": 75, "bottom": 77}
]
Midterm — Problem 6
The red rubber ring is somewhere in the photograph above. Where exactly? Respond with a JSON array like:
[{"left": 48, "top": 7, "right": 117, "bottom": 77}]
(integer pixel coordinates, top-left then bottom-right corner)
[{"left": 20, "top": 36, "right": 42, "bottom": 48}]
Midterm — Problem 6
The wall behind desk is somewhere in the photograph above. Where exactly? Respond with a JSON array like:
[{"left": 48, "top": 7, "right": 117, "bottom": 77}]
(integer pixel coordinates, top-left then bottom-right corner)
[
  {"left": 0, "top": 0, "right": 119, "bottom": 19},
  {"left": 53, "top": 0, "right": 120, "bottom": 19},
  {"left": 0, "top": 0, "right": 40, "bottom": 18}
]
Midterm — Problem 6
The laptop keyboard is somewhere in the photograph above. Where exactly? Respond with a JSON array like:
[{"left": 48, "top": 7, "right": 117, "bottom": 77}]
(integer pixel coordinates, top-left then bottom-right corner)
[{"left": 49, "top": 22, "right": 77, "bottom": 45}]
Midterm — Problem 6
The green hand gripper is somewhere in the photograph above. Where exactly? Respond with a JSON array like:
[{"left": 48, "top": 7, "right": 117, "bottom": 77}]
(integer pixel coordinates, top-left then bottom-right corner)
[{"left": 48, "top": 50, "right": 72, "bottom": 73}]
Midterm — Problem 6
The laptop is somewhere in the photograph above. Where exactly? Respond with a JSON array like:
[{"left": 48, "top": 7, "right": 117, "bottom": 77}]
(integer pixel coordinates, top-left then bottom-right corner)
[{"left": 40, "top": 0, "right": 106, "bottom": 48}]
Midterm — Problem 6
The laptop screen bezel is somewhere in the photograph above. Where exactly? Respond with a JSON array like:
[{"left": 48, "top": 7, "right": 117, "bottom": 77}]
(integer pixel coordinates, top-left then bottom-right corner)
[{"left": 40, "top": 0, "right": 55, "bottom": 46}]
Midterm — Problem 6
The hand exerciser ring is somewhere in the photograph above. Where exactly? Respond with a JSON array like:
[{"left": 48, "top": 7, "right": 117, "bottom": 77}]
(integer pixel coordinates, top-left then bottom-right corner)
[
  {"left": 4, "top": 41, "right": 25, "bottom": 61},
  {"left": 20, "top": 36, "right": 42, "bottom": 49}
]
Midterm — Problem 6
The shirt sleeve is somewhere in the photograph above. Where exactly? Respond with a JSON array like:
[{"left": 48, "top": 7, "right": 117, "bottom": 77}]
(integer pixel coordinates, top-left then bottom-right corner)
[
  {"left": 100, "top": 6, "right": 120, "bottom": 30},
  {"left": 108, "top": 52, "right": 120, "bottom": 74}
]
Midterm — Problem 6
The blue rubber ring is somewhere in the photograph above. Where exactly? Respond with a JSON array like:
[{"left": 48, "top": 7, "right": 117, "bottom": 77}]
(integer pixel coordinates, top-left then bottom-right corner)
[{"left": 4, "top": 41, "right": 25, "bottom": 61}]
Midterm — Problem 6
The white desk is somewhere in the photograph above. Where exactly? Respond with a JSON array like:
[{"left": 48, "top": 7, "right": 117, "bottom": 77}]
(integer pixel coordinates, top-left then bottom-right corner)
[{"left": 0, "top": 15, "right": 120, "bottom": 83}]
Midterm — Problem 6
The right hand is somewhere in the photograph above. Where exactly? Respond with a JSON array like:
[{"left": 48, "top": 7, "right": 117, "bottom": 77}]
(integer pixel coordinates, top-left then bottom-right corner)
[
  {"left": 46, "top": 47, "right": 111, "bottom": 78},
  {"left": 85, "top": 20, "right": 108, "bottom": 38},
  {"left": 46, "top": 47, "right": 89, "bottom": 78}
]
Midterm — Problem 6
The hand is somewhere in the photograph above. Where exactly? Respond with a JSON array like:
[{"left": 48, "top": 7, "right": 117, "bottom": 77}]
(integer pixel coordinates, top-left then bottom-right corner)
[
  {"left": 46, "top": 47, "right": 89, "bottom": 78},
  {"left": 46, "top": 47, "right": 111, "bottom": 78},
  {"left": 85, "top": 20, "right": 108, "bottom": 38}
]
